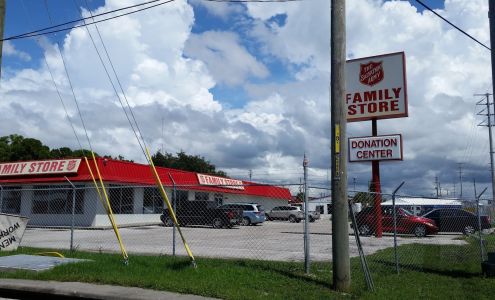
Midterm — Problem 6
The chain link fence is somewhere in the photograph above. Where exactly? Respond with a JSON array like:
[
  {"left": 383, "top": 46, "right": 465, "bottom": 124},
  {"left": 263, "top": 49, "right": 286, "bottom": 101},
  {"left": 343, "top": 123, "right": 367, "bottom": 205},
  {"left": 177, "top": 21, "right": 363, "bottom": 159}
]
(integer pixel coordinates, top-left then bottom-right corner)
[
  {"left": 350, "top": 190, "right": 495, "bottom": 276},
  {"left": 1, "top": 184, "right": 327, "bottom": 262},
  {"left": 1, "top": 182, "right": 494, "bottom": 282}
]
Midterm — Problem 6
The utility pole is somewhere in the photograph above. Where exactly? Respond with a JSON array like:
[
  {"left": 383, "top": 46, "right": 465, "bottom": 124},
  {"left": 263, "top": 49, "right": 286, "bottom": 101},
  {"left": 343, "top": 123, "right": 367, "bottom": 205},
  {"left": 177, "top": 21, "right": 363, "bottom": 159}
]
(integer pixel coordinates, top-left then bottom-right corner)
[
  {"left": 249, "top": 169, "right": 252, "bottom": 181},
  {"left": 476, "top": 93, "right": 495, "bottom": 205},
  {"left": 458, "top": 163, "right": 464, "bottom": 199},
  {"left": 434, "top": 176, "right": 439, "bottom": 198},
  {"left": 331, "top": 0, "right": 350, "bottom": 292},
  {"left": 0, "top": 0, "right": 5, "bottom": 80},
  {"left": 489, "top": 0, "right": 495, "bottom": 208}
]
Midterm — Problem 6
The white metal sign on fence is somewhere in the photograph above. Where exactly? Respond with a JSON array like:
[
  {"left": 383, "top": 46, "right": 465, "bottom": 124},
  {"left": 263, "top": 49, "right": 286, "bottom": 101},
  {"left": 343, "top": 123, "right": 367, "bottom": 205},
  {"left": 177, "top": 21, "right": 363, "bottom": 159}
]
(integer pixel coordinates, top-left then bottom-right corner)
[
  {"left": 349, "top": 134, "right": 403, "bottom": 162},
  {"left": 0, "top": 213, "right": 29, "bottom": 251},
  {"left": 346, "top": 52, "right": 408, "bottom": 122}
]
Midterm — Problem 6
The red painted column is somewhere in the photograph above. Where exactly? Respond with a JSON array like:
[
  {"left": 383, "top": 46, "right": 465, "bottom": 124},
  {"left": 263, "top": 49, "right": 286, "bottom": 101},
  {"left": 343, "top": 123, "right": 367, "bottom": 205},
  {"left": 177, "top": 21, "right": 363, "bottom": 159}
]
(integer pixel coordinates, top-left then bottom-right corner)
[{"left": 372, "top": 119, "right": 382, "bottom": 237}]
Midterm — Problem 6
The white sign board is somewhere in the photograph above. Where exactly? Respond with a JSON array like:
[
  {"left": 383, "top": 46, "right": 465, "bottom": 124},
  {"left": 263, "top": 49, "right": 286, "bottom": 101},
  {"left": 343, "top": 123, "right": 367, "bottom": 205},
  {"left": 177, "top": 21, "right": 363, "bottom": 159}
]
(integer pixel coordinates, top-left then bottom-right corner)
[
  {"left": 197, "top": 174, "right": 245, "bottom": 190},
  {"left": 349, "top": 134, "right": 403, "bottom": 162},
  {"left": 0, "top": 159, "right": 81, "bottom": 177},
  {"left": 0, "top": 214, "right": 29, "bottom": 251},
  {"left": 346, "top": 52, "right": 408, "bottom": 122}
]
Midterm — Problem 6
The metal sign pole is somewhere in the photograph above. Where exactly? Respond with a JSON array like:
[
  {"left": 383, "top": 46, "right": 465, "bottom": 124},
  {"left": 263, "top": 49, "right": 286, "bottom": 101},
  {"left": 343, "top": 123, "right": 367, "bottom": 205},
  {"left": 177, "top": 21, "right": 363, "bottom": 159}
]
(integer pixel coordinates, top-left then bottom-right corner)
[{"left": 371, "top": 120, "right": 383, "bottom": 238}]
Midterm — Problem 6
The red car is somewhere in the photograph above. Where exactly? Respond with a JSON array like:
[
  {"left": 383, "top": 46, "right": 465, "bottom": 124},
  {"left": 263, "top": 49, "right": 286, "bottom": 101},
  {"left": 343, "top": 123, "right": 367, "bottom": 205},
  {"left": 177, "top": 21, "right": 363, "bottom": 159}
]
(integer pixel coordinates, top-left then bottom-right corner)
[{"left": 355, "top": 206, "right": 439, "bottom": 237}]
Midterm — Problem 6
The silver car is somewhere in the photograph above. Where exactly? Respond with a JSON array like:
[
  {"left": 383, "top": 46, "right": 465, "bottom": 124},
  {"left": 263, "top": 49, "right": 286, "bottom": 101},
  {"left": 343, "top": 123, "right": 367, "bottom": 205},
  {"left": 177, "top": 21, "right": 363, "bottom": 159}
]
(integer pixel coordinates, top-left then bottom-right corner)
[{"left": 266, "top": 206, "right": 320, "bottom": 223}]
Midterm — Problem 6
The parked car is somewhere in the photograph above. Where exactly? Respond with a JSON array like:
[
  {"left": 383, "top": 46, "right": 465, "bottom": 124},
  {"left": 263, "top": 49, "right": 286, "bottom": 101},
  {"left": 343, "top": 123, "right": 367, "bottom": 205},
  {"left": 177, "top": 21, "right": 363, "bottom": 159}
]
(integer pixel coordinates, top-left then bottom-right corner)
[
  {"left": 160, "top": 200, "right": 242, "bottom": 229},
  {"left": 421, "top": 208, "right": 491, "bottom": 235},
  {"left": 218, "top": 203, "right": 265, "bottom": 226},
  {"left": 354, "top": 206, "right": 438, "bottom": 237},
  {"left": 266, "top": 206, "right": 320, "bottom": 223}
]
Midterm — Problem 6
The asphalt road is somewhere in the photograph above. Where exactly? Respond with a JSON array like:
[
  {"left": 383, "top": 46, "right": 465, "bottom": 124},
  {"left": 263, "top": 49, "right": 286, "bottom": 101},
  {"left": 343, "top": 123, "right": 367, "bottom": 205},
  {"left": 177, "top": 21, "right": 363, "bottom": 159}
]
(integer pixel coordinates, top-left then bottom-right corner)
[{"left": 20, "top": 219, "right": 467, "bottom": 261}]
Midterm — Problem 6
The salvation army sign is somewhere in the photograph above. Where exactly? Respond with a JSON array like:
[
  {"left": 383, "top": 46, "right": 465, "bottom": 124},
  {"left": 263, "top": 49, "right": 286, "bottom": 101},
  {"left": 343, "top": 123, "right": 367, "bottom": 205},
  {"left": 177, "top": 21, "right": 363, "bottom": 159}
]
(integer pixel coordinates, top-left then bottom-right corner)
[
  {"left": 0, "top": 159, "right": 81, "bottom": 177},
  {"left": 346, "top": 52, "right": 408, "bottom": 122},
  {"left": 349, "top": 134, "right": 403, "bottom": 162}
]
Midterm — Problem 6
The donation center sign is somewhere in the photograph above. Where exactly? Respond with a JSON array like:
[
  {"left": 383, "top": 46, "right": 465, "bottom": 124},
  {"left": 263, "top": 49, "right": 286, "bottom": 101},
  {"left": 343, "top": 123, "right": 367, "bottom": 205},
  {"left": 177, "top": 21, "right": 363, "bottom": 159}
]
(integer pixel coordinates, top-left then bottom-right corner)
[
  {"left": 346, "top": 52, "right": 408, "bottom": 122},
  {"left": 349, "top": 134, "right": 403, "bottom": 162},
  {"left": 0, "top": 159, "right": 82, "bottom": 177}
]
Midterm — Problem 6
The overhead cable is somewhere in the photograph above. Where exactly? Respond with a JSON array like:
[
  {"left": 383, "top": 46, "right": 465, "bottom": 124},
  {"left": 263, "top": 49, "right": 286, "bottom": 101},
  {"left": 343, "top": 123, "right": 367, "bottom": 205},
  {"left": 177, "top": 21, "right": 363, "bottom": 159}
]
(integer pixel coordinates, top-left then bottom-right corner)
[
  {"left": 71, "top": 0, "right": 148, "bottom": 160},
  {"left": 3, "top": 0, "right": 176, "bottom": 41},
  {"left": 415, "top": 0, "right": 490, "bottom": 51},
  {"left": 203, "top": 0, "right": 301, "bottom": 2}
]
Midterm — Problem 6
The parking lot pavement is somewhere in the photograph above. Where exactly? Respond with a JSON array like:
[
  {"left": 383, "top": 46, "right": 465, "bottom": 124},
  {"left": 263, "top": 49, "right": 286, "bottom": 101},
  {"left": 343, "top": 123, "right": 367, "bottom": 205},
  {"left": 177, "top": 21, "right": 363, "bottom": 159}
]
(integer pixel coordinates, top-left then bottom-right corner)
[{"left": 20, "top": 219, "right": 467, "bottom": 262}]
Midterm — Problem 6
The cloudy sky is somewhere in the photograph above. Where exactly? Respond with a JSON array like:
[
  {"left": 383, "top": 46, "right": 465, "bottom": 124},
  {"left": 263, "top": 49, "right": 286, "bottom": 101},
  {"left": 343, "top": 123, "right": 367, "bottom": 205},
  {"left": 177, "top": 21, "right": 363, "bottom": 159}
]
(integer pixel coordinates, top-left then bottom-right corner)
[{"left": 1, "top": 0, "right": 493, "bottom": 198}]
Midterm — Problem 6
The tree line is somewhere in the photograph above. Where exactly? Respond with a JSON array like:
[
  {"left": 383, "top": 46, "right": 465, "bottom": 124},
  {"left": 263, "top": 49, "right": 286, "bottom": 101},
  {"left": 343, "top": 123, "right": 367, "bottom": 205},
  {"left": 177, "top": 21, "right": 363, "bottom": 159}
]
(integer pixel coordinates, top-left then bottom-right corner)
[{"left": 0, "top": 134, "right": 227, "bottom": 177}]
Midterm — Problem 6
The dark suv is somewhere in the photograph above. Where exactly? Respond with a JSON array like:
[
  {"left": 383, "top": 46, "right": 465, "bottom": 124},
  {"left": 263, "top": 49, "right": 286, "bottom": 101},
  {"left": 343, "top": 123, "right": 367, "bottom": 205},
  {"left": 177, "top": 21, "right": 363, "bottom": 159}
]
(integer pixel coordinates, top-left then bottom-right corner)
[
  {"left": 160, "top": 201, "right": 242, "bottom": 229},
  {"left": 421, "top": 208, "right": 491, "bottom": 235},
  {"left": 354, "top": 206, "right": 438, "bottom": 237}
]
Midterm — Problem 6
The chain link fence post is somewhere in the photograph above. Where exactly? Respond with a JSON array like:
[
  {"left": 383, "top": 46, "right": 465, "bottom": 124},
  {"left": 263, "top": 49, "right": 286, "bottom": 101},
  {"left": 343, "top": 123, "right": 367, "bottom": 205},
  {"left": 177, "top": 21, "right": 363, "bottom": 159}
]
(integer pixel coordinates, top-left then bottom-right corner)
[
  {"left": 303, "top": 154, "right": 310, "bottom": 274},
  {"left": 476, "top": 187, "right": 488, "bottom": 263},
  {"left": 0, "top": 185, "right": 3, "bottom": 213},
  {"left": 168, "top": 173, "right": 177, "bottom": 257},
  {"left": 64, "top": 177, "right": 76, "bottom": 251},
  {"left": 392, "top": 181, "right": 405, "bottom": 275}
]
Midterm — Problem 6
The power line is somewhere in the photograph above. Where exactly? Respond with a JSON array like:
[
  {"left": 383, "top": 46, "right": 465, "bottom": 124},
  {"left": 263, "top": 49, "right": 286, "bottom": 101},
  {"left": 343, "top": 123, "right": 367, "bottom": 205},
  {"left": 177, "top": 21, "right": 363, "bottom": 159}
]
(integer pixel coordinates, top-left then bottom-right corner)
[
  {"left": 415, "top": 0, "right": 490, "bottom": 51},
  {"left": 38, "top": 0, "right": 94, "bottom": 154},
  {"left": 203, "top": 0, "right": 301, "bottom": 2},
  {"left": 3, "top": 0, "right": 176, "bottom": 41},
  {"left": 75, "top": 0, "right": 148, "bottom": 161}
]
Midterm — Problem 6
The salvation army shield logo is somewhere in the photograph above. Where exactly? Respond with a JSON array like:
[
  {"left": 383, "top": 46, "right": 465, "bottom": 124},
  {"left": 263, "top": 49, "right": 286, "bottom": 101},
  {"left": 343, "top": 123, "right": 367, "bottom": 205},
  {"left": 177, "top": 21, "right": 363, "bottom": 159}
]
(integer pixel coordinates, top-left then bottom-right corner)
[
  {"left": 359, "top": 61, "right": 384, "bottom": 86},
  {"left": 67, "top": 160, "right": 77, "bottom": 171}
]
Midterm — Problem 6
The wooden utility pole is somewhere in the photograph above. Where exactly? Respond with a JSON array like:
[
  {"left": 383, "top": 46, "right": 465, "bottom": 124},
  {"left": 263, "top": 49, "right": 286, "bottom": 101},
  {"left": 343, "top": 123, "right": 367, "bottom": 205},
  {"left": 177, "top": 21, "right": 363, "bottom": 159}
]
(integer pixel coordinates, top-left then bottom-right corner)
[
  {"left": 331, "top": 0, "right": 350, "bottom": 292},
  {"left": 0, "top": 0, "right": 5, "bottom": 79},
  {"left": 488, "top": 0, "right": 495, "bottom": 207}
]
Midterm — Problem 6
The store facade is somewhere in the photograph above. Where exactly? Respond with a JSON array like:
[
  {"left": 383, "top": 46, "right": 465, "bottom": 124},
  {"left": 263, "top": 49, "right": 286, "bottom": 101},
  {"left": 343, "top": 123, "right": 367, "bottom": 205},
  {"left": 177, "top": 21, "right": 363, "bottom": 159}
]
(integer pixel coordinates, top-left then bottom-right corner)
[{"left": 0, "top": 158, "right": 291, "bottom": 227}]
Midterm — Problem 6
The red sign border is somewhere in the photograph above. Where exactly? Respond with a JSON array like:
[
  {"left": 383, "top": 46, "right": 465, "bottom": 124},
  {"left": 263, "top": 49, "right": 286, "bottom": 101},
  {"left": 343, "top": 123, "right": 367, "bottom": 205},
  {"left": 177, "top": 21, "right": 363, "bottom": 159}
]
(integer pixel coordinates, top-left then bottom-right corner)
[
  {"left": 348, "top": 134, "right": 403, "bottom": 162},
  {"left": 346, "top": 51, "right": 408, "bottom": 123}
]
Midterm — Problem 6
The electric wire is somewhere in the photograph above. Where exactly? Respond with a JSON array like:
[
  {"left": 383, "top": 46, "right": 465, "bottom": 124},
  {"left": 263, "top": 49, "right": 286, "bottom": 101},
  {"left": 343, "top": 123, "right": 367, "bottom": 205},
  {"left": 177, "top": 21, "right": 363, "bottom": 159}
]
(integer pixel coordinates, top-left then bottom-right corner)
[
  {"left": 41, "top": 0, "right": 94, "bottom": 155},
  {"left": 415, "top": 0, "right": 490, "bottom": 51},
  {"left": 80, "top": 0, "right": 149, "bottom": 162},
  {"left": 3, "top": 0, "right": 175, "bottom": 42},
  {"left": 69, "top": 0, "right": 147, "bottom": 161},
  {"left": 43, "top": 0, "right": 131, "bottom": 264},
  {"left": 19, "top": 0, "right": 85, "bottom": 153},
  {"left": 203, "top": 0, "right": 301, "bottom": 2}
]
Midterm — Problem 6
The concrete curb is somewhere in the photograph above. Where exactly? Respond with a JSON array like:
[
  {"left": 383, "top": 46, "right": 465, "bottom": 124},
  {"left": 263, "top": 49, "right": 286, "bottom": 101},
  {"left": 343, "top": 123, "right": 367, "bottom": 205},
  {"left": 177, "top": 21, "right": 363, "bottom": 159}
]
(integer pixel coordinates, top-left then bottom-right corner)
[{"left": 0, "top": 279, "right": 219, "bottom": 300}]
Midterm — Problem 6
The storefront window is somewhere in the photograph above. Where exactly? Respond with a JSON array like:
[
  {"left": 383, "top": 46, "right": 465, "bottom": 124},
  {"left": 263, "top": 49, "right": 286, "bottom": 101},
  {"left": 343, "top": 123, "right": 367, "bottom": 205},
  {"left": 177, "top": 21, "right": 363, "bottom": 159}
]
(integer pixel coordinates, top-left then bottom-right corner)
[
  {"left": 194, "top": 192, "right": 209, "bottom": 201},
  {"left": 108, "top": 185, "right": 134, "bottom": 214},
  {"left": 32, "top": 185, "right": 85, "bottom": 214},
  {"left": 1, "top": 187, "right": 22, "bottom": 214},
  {"left": 143, "top": 188, "right": 163, "bottom": 214},
  {"left": 214, "top": 193, "right": 223, "bottom": 206}
]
